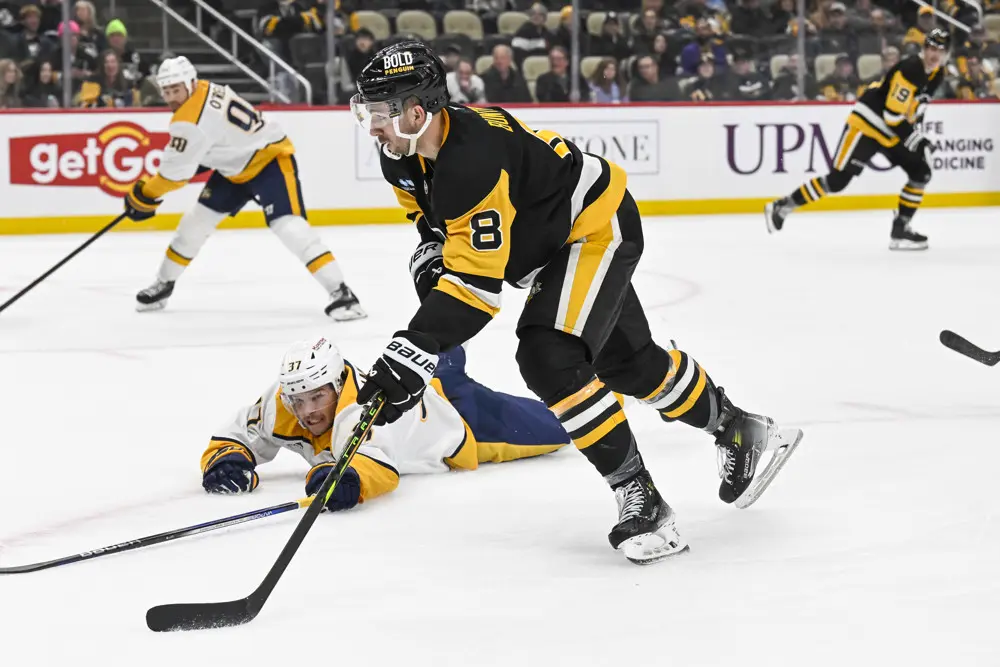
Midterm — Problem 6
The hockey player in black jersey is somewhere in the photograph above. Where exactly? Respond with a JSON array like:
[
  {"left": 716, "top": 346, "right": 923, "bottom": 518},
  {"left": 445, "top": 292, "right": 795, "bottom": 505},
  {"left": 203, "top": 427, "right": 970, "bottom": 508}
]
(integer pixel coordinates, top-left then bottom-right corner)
[
  {"left": 349, "top": 42, "right": 803, "bottom": 564},
  {"left": 766, "top": 28, "right": 950, "bottom": 250}
]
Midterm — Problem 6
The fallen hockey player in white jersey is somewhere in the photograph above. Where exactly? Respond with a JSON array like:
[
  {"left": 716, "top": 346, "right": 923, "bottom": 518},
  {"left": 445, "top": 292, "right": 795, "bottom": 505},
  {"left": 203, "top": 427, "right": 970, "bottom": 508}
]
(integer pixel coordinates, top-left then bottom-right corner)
[
  {"left": 200, "top": 339, "right": 571, "bottom": 509},
  {"left": 122, "top": 56, "right": 365, "bottom": 321}
]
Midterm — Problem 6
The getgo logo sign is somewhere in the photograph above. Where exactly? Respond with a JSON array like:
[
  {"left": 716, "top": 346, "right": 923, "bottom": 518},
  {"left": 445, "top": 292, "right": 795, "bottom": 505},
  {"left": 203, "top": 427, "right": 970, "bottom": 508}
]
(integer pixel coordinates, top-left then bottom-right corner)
[{"left": 8, "top": 121, "right": 203, "bottom": 196}]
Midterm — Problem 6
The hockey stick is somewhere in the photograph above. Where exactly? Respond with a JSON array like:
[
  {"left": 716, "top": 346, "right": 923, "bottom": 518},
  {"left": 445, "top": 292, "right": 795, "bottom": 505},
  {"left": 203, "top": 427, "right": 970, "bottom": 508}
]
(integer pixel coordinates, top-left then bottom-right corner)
[
  {"left": 146, "top": 392, "right": 386, "bottom": 632},
  {"left": 0, "top": 496, "right": 314, "bottom": 575},
  {"left": 940, "top": 330, "right": 1000, "bottom": 366},
  {"left": 0, "top": 214, "right": 127, "bottom": 315}
]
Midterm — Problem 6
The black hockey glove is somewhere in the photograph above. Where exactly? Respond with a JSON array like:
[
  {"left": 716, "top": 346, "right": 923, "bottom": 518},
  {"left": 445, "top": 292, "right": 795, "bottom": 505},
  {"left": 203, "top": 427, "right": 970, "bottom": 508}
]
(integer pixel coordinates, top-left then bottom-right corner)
[
  {"left": 409, "top": 241, "right": 444, "bottom": 302},
  {"left": 357, "top": 330, "right": 440, "bottom": 425},
  {"left": 305, "top": 463, "right": 361, "bottom": 511},
  {"left": 203, "top": 445, "right": 259, "bottom": 494},
  {"left": 123, "top": 180, "right": 162, "bottom": 222}
]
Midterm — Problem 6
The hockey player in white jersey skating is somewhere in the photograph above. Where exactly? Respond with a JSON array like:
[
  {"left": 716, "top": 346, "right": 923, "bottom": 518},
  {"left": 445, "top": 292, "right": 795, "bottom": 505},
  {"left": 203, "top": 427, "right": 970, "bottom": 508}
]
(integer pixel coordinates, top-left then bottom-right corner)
[
  {"left": 200, "top": 339, "right": 570, "bottom": 508},
  {"left": 122, "top": 56, "right": 365, "bottom": 321}
]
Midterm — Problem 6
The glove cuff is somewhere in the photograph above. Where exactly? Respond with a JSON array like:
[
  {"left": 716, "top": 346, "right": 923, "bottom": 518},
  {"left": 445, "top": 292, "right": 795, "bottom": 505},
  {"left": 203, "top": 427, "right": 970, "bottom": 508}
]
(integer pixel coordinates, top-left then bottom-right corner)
[{"left": 128, "top": 180, "right": 162, "bottom": 210}]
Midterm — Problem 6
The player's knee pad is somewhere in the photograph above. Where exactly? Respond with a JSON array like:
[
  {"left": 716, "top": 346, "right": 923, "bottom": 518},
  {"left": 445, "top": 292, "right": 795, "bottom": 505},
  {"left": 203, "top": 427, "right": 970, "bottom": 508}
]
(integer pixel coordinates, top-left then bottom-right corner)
[
  {"left": 824, "top": 170, "right": 853, "bottom": 193},
  {"left": 595, "top": 340, "right": 672, "bottom": 399},
  {"left": 170, "top": 204, "right": 226, "bottom": 256},
  {"left": 269, "top": 215, "right": 326, "bottom": 263},
  {"left": 515, "top": 327, "right": 593, "bottom": 404}
]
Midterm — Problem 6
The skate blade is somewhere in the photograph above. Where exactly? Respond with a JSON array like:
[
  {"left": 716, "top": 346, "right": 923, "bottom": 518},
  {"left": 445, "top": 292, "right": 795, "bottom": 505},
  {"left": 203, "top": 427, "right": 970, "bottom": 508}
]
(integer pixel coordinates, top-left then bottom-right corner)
[
  {"left": 889, "top": 240, "right": 928, "bottom": 251},
  {"left": 734, "top": 428, "right": 803, "bottom": 509},
  {"left": 764, "top": 203, "right": 778, "bottom": 234},
  {"left": 618, "top": 524, "right": 690, "bottom": 565},
  {"left": 327, "top": 305, "right": 368, "bottom": 322},
  {"left": 136, "top": 300, "right": 168, "bottom": 312}
]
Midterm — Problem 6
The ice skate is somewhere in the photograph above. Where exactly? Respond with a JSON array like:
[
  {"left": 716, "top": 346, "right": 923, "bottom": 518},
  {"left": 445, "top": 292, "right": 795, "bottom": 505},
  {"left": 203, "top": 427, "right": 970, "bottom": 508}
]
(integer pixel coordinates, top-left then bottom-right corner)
[
  {"left": 135, "top": 280, "right": 174, "bottom": 312},
  {"left": 889, "top": 214, "right": 928, "bottom": 251},
  {"left": 324, "top": 284, "right": 367, "bottom": 321},
  {"left": 608, "top": 470, "right": 688, "bottom": 564},
  {"left": 764, "top": 197, "right": 793, "bottom": 234},
  {"left": 714, "top": 390, "right": 803, "bottom": 509}
]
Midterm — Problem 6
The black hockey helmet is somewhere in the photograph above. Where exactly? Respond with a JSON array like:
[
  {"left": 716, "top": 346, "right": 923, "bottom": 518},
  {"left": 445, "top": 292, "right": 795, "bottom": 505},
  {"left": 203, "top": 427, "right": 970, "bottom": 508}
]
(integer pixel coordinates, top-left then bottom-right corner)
[
  {"left": 353, "top": 41, "right": 449, "bottom": 120},
  {"left": 924, "top": 28, "right": 951, "bottom": 51}
]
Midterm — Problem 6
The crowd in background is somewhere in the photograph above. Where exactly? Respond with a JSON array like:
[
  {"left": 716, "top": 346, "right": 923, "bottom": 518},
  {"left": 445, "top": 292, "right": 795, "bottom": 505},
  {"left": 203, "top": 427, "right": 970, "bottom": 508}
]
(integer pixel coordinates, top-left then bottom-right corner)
[
  {"left": 0, "top": 0, "right": 997, "bottom": 109},
  {"left": 0, "top": 1, "right": 154, "bottom": 108}
]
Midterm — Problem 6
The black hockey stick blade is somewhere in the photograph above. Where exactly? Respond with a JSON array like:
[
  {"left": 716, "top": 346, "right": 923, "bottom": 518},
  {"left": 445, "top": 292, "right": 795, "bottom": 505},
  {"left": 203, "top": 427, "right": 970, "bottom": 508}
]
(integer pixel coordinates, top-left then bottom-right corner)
[
  {"left": 146, "top": 598, "right": 257, "bottom": 632},
  {"left": 940, "top": 330, "right": 1000, "bottom": 366},
  {"left": 145, "top": 393, "right": 385, "bottom": 632}
]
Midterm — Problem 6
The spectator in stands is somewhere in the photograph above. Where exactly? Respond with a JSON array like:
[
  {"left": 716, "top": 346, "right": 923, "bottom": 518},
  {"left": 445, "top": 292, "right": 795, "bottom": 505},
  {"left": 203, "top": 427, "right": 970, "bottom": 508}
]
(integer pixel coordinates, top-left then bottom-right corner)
[
  {"left": 590, "top": 12, "right": 631, "bottom": 62},
  {"left": 650, "top": 32, "right": 677, "bottom": 78},
  {"left": 106, "top": 20, "right": 147, "bottom": 88},
  {"left": 535, "top": 45, "right": 590, "bottom": 102},
  {"left": 680, "top": 18, "right": 728, "bottom": 75},
  {"left": 862, "top": 44, "right": 899, "bottom": 85},
  {"left": 481, "top": 43, "right": 533, "bottom": 103},
  {"left": 904, "top": 6, "right": 937, "bottom": 47},
  {"left": 441, "top": 43, "right": 463, "bottom": 73},
  {"left": 819, "top": 2, "right": 858, "bottom": 59},
  {"left": 38, "top": 0, "right": 64, "bottom": 35},
  {"left": 551, "top": 5, "right": 589, "bottom": 55},
  {"left": 628, "top": 54, "right": 678, "bottom": 100},
  {"left": 47, "top": 21, "right": 98, "bottom": 89},
  {"left": 809, "top": 0, "right": 834, "bottom": 30},
  {"left": 336, "top": 27, "right": 374, "bottom": 102},
  {"left": 447, "top": 57, "right": 486, "bottom": 103},
  {"left": 512, "top": 3, "right": 553, "bottom": 65},
  {"left": 953, "top": 53, "right": 999, "bottom": 98},
  {"left": 771, "top": 53, "right": 817, "bottom": 99},
  {"left": 0, "top": 57, "right": 23, "bottom": 108},
  {"left": 726, "top": 49, "right": 770, "bottom": 99},
  {"left": 22, "top": 58, "right": 60, "bottom": 106},
  {"left": 682, "top": 53, "right": 727, "bottom": 100},
  {"left": 866, "top": 8, "right": 899, "bottom": 40},
  {"left": 730, "top": 0, "right": 769, "bottom": 38},
  {"left": 77, "top": 49, "right": 138, "bottom": 107},
  {"left": 74, "top": 1, "right": 106, "bottom": 53},
  {"left": 631, "top": 9, "right": 665, "bottom": 55},
  {"left": 14, "top": 5, "right": 48, "bottom": 64},
  {"left": 642, "top": 0, "right": 672, "bottom": 22},
  {"left": 769, "top": 0, "right": 795, "bottom": 35},
  {"left": 816, "top": 53, "right": 861, "bottom": 100},
  {"left": 588, "top": 57, "right": 626, "bottom": 103},
  {"left": 851, "top": 0, "right": 874, "bottom": 19},
  {"left": 956, "top": 24, "right": 1000, "bottom": 78},
  {"left": 259, "top": 0, "right": 323, "bottom": 61}
]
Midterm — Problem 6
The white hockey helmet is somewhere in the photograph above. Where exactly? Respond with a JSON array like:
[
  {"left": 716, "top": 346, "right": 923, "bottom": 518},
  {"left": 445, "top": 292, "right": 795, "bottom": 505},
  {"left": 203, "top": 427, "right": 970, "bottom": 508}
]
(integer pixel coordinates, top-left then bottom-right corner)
[
  {"left": 279, "top": 335, "right": 346, "bottom": 399},
  {"left": 156, "top": 56, "right": 198, "bottom": 95}
]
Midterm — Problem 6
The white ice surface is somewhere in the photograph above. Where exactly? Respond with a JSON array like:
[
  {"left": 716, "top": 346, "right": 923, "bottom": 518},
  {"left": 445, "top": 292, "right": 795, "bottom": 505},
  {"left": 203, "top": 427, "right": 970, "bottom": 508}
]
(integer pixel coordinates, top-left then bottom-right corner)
[{"left": 0, "top": 209, "right": 998, "bottom": 665}]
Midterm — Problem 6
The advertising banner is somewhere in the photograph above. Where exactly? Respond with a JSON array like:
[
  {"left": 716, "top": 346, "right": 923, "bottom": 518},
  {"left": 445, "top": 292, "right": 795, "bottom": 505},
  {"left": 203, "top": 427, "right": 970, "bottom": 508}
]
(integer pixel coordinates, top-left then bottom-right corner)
[{"left": 0, "top": 101, "right": 996, "bottom": 234}]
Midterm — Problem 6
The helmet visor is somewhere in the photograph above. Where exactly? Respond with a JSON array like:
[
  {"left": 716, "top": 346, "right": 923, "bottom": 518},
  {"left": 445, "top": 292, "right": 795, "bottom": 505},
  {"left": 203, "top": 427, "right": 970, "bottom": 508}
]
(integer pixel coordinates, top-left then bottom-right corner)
[
  {"left": 350, "top": 94, "right": 400, "bottom": 131},
  {"left": 280, "top": 385, "right": 338, "bottom": 430}
]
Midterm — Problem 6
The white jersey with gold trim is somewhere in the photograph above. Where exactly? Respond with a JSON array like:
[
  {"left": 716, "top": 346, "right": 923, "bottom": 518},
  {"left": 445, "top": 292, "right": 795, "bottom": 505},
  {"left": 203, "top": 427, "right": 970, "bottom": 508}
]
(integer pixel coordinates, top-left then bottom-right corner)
[{"left": 157, "top": 80, "right": 291, "bottom": 185}]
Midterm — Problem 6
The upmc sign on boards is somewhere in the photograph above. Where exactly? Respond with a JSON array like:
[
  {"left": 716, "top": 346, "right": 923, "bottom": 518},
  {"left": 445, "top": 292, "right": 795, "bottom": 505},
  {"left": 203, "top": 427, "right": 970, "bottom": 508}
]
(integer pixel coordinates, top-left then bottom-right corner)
[{"left": 0, "top": 101, "right": 997, "bottom": 233}]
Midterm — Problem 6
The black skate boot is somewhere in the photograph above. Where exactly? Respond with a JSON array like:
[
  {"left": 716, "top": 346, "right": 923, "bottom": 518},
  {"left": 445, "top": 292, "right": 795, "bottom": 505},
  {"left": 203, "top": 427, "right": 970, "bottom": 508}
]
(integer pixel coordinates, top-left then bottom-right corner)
[
  {"left": 889, "top": 214, "right": 928, "bottom": 251},
  {"left": 135, "top": 280, "right": 174, "bottom": 312},
  {"left": 608, "top": 470, "right": 688, "bottom": 564},
  {"left": 713, "top": 389, "right": 804, "bottom": 509},
  {"left": 764, "top": 197, "right": 794, "bottom": 234},
  {"left": 324, "top": 284, "right": 367, "bottom": 321}
]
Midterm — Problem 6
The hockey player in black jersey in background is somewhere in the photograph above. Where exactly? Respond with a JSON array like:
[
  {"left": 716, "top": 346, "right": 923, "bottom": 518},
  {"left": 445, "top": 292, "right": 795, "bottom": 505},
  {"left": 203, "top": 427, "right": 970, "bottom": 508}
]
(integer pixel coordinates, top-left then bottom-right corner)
[
  {"left": 349, "top": 43, "right": 803, "bottom": 564},
  {"left": 766, "top": 28, "right": 951, "bottom": 251}
]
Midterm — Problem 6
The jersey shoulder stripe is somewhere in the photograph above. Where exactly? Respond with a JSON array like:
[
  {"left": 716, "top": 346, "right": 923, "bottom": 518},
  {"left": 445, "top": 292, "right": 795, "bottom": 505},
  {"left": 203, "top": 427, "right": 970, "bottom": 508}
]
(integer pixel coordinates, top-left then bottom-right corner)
[{"left": 170, "top": 79, "right": 211, "bottom": 126}]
